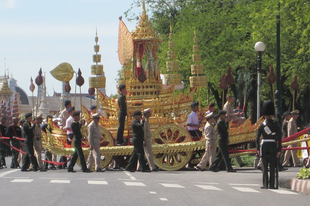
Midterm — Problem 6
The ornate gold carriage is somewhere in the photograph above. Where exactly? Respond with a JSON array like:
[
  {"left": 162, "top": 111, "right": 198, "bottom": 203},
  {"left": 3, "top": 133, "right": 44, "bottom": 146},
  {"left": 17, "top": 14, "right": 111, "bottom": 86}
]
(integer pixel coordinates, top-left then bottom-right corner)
[{"left": 43, "top": 3, "right": 263, "bottom": 171}]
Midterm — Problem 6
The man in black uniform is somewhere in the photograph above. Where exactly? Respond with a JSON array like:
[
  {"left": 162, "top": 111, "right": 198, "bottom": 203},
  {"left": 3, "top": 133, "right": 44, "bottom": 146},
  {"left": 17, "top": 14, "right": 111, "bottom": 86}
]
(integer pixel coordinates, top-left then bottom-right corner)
[
  {"left": 209, "top": 110, "right": 236, "bottom": 172},
  {"left": 67, "top": 111, "right": 91, "bottom": 173},
  {"left": 116, "top": 84, "right": 127, "bottom": 145},
  {"left": 256, "top": 100, "right": 282, "bottom": 189},
  {"left": 125, "top": 111, "right": 150, "bottom": 172},
  {"left": 5, "top": 117, "right": 22, "bottom": 168},
  {"left": 21, "top": 113, "right": 40, "bottom": 172}
]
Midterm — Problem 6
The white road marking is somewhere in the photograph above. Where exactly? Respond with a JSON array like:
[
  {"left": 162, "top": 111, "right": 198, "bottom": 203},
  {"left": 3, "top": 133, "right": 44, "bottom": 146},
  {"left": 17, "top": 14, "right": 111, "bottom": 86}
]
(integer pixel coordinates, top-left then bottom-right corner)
[
  {"left": 232, "top": 187, "right": 260, "bottom": 193},
  {"left": 193, "top": 182, "right": 219, "bottom": 185},
  {"left": 11, "top": 179, "right": 33, "bottom": 183},
  {"left": 160, "top": 183, "right": 185, "bottom": 188},
  {"left": 270, "top": 190, "right": 299, "bottom": 195},
  {"left": 159, "top": 198, "right": 168, "bottom": 201},
  {"left": 0, "top": 169, "right": 19, "bottom": 178},
  {"left": 39, "top": 177, "right": 68, "bottom": 179},
  {"left": 229, "top": 183, "right": 260, "bottom": 186},
  {"left": 124, "top": 182, "right": 146, "bottom": 186},
  {"left": 76, "top": 177, "right": 105, "bottom": 180},
  {"left": 124, "top": 171, "right": 136, "bottom": 180},
  {"left": 88, "top": 180, "right": 108, "bottom": 185},
  {"left": 195, "top": 185, "right": 223, "bottom": 191},
  {"left": 3, "top": 177, "right": 30, "bottom": 179},
  {"left": 50, "top": 180, "right": 70, "bottom": 184},
  {"left": 155, "top": 180, "right": 181, "bottom": 183},
  {"left": 150, "top": 191, "right": 157, "bottom": 194}
]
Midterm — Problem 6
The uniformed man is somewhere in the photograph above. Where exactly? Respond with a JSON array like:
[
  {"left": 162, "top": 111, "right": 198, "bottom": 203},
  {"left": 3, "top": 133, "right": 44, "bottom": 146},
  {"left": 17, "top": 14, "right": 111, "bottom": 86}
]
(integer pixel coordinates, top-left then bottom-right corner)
[
  {"left": 0, "top": 116, "right": 8, "bottom": 168},
  {"left": 187, "top": 102, "right": 202, "bottom": 139},
  {"left": 282, "top": 111, "right": 292, "bottom": 139},
  {"left": 209, "top": 110, "right": 236, "bottom": 172},
  {"left": 21, "top": 113, "right": 40, "bottom": 172},
  {"left": 5, "top": 117, "right": 22, "bottom": 168},
  {"left": 125, "top": 111, "right": 150, "bottom": 172},
  {"left": 86, "top": 113, "right": 104, "bottom": 172},
  {"left": 205, "top": 103, "right": 216, "bottom": 116},
  {"left": 65, "top": 107, "right": 75, "bottom": 145},
  {"left": 196, "top": 112, "right": 217, "bottom": 171},
  {"left": 59, "top": 100, "right": 72, "bottom": 129},
  {"left": 256, "top": 100, "right": 282, "bottom": 189},
  {"left": 116, "top": 84, "right": 127, "bottom": 145},
  {"left": 282, "top": 110, "right": 299, "bottom": 167},
  {"left": 18, "top": 119, "right": 26, "bottom": 166},
  {"left": 33, "top": 115, "right": 43, "bottom": 168},
  {"left": 279, "top": 111, "right": 291, "bottom": 171},
  {"left": 142, "top": 108, "right": 157, "bottom": 171},
  {"left": 67, "top": 111, "right": 91, "bottom": 173}
]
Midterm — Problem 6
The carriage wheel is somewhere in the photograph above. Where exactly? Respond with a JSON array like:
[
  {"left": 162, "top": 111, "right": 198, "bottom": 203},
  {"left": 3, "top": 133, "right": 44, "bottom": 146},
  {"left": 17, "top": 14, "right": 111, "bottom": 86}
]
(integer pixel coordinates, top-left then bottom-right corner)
[
  {"left": 78, "top": 126, "right": 114, "bottom": 170},
  {"left": 152, "top": 124, "right": 192, "bottom": 171}
]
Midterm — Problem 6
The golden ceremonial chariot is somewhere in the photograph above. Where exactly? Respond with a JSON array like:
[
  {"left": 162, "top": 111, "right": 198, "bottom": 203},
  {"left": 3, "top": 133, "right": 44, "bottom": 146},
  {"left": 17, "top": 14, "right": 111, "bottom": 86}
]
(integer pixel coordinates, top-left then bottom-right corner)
[{"left": 43, "top": 3, "right": 264, "bottom": 171}]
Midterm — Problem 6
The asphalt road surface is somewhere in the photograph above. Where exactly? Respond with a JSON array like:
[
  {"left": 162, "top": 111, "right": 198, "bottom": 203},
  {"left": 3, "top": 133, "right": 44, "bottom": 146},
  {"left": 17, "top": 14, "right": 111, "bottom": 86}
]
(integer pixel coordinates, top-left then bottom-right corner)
[{"left": 0, "top": 161, "right": 307, "bottom": 206}]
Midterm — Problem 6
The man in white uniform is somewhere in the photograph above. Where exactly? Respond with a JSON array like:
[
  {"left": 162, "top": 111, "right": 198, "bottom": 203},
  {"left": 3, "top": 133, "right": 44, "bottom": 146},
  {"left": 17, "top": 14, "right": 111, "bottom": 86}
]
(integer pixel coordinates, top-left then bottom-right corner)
[{"left": 187, "top": 102, "right": 202, "bottom": 139}]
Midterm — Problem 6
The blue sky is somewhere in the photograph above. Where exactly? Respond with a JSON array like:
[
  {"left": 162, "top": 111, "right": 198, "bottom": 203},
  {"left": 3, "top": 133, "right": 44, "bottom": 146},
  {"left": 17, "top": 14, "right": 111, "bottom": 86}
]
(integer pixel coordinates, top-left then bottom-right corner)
[{"left": 0, "top": 0, "right": 141, "bottom": 96}]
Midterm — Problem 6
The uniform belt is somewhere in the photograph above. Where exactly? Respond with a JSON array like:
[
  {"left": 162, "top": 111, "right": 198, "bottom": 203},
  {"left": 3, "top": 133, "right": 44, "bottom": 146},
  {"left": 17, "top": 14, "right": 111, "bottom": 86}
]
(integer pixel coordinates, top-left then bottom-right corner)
[
  {"left": 261, "top": 139, "right": 276, "bottom": 143},
  {"left": 260, "top": 139, "right": 276, "bottom": 155}
]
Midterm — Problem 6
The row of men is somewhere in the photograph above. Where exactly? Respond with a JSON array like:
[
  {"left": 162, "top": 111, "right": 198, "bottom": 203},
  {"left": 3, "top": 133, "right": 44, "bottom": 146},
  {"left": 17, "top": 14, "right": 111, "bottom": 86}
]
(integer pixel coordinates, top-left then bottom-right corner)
[
  {"left": 188, "top": 97, "right": 310, "bottom": 189},
  {"left": 58, "top": 96, "right": 157, "bottom": 173}
]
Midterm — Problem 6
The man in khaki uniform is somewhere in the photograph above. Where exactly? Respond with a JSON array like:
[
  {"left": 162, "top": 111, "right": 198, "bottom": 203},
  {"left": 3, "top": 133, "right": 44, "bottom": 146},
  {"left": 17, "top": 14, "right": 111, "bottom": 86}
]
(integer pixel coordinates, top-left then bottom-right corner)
[
  {"left": 196, "top": 112, "right": 217, "bottom": 171},
  {"left": 87, "top": 113, "right": 104, "bottom": 172},
  {"left": 282, "top": 110, "right": 300, "bottom": 167},
  {"left": 33, "top": 115, "right": 43, "bottom": 168},
  {"left": 143, "top": 109, "right": 157, "bottom": 171}
]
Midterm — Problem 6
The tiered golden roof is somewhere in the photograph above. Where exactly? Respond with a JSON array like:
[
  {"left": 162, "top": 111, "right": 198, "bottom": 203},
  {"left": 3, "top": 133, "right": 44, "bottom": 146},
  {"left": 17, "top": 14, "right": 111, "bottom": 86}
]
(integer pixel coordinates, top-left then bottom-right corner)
[
  {"left": 89, "top": 31, "right": 106, "bottom": 88},
  {"left": 131, "top": 1, "right": 161, "bottom": 42},
  {"left": 164, "top": 26, "right": 182, "bottom": 85},
  {"left": 0, "top": 79, "right": 12, "bottom": 96},
  {"left": 189, "top": 30, "right": 207, "bottom": 87}
]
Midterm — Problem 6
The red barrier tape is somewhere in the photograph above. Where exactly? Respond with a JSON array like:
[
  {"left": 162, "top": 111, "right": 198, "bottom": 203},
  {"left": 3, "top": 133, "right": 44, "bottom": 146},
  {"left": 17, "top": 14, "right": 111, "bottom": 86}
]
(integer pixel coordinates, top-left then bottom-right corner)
[
  {"left": 0, "top": 138, "right": 26, "bottom": 154},
  {"left": 0, "top": 136, "right": 26, "bottom": 141},
  {"left": 0, "top": 138, "right": 71, "bottom": 166},
  {"left": 282, "top": 127, "right": 310, "bottom": 143}
]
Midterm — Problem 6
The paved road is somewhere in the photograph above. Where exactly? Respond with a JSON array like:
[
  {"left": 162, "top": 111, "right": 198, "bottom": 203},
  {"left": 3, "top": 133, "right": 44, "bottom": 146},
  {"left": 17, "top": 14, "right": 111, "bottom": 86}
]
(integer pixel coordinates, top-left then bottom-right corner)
[{"left": 0, "top": 163, "right": 307, "bottom": 206}]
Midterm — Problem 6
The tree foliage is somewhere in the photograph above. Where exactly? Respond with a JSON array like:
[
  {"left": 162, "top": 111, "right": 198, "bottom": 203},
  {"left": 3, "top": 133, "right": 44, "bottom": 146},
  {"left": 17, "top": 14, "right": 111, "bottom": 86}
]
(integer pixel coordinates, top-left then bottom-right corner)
[{"left": 126, "top": 0, "right": 310, "bottom": 125}]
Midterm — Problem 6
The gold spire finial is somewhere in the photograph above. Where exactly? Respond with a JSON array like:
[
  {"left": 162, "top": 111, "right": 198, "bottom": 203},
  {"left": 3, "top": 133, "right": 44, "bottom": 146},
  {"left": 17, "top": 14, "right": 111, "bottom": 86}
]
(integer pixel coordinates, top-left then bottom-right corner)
[
  {"left": 95, "top": 28, "right": 98, "bottom": 44},
  {"left": 142, "top": 0, "right": 146, "bottom": 14}
]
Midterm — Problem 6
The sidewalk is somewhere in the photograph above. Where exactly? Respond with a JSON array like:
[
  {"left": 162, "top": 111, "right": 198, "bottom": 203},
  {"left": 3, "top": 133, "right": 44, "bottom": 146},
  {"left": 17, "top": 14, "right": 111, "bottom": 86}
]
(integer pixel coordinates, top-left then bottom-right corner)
[{"left": 279, "top": 167, "right": 310, "bottom": 195}]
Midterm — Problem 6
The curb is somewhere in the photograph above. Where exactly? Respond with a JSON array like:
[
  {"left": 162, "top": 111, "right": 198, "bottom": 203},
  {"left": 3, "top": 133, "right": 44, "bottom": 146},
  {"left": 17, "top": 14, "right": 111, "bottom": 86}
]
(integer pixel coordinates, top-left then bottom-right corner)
[{"left": 290, "top": 178, "right": 310, "bottom": 195}]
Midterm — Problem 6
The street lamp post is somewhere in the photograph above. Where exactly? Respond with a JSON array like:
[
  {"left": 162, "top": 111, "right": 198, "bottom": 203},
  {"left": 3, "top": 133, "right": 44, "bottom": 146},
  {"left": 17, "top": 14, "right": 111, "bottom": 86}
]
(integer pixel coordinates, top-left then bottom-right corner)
[{"left": 254, "top": 41, "right": 265, "bottom": 121}]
